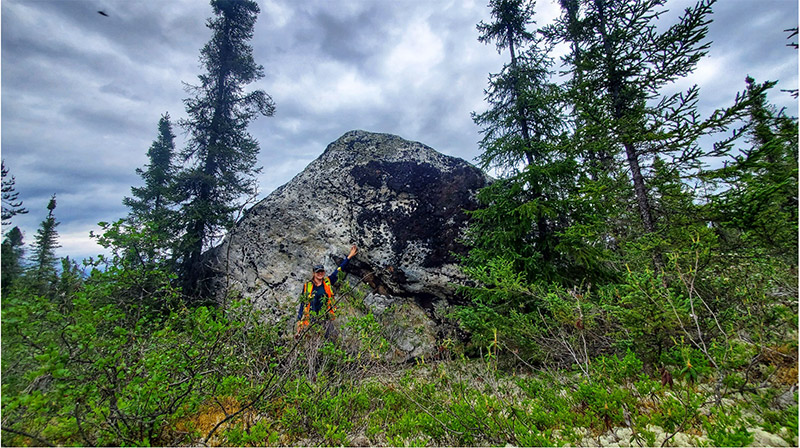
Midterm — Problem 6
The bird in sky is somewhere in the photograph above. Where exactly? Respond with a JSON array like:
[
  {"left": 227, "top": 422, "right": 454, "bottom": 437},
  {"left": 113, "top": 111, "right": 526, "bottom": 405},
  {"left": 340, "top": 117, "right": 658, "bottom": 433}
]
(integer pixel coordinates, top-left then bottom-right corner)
[{"left": 97, "top": 10, "right": 109, "bottom": 17}]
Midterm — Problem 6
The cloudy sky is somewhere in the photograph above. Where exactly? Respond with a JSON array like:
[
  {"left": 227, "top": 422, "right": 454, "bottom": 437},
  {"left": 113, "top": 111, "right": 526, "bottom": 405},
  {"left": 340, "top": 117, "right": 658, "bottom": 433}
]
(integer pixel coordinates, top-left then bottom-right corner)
[{"left": 2, "top": 0, "right": 797, "bottom": 262}]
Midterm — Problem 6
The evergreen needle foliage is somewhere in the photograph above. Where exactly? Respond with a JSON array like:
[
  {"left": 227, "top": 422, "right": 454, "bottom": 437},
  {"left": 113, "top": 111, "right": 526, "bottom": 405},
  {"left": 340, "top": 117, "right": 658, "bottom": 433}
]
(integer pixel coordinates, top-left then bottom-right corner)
[
  {"left": 1, "top": 160, "right": 28, "bottom": 226},
  {"left": 29, "top": 195, "right": 61, "bottom": 291},
  {"left": 459, "top": 0, "right": 798, "bottom": 420},
  {"left": 175, "top": 0, "right": 275, "bottom": 297},
  {"left": 125, "top": 113, "right": 179, "bottom": 242}
]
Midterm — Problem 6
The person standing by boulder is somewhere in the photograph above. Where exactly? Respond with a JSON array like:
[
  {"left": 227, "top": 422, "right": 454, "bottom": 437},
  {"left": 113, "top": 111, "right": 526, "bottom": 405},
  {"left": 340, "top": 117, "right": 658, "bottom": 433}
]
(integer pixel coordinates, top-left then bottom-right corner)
[{"left": 296, "top": 244, "right": 358, "bottom": 334}]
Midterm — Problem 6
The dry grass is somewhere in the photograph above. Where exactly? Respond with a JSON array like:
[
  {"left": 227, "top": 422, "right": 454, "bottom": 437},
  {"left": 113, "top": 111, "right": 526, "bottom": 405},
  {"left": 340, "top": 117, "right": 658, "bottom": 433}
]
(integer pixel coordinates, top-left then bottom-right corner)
[
  {"left": 172, "top": 396, "right": 261, "bottom": 446},
  {"left": 764, "top": 344, "right": 799, "bottom": 386}
]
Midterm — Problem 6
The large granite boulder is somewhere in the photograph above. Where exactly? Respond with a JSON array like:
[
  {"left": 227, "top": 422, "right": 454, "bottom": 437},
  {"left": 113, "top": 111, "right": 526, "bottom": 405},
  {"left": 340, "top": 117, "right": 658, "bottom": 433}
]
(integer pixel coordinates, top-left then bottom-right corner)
[{"left": 207, "top": 130, "right": 489, "bottom": 359}]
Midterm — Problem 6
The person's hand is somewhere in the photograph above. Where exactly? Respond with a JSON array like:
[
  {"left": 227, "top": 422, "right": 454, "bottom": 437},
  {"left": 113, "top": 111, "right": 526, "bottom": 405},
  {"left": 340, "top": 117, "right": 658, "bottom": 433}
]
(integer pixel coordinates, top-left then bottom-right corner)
[{"left": 348, "top": 244, "right": 358, "bottom": 259}]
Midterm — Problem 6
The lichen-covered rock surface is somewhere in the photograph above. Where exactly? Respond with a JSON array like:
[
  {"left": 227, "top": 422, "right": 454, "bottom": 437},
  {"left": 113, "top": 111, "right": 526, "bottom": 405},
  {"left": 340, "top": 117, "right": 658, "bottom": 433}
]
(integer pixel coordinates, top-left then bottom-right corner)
[{"left": 207, "top": 130, "right": 489, "bottom": 360}]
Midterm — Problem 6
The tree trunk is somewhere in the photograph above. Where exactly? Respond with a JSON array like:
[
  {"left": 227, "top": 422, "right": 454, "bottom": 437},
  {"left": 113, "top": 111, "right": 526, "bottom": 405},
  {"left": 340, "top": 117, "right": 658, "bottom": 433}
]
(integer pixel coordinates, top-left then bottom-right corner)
[
  {"left": 183, "top": 17, "right": 233, "bottom": 298},
  {"left": 596, "top": 0, "right": 656, "bottom": 234},
  {"left": 623, "top": 141, "right": 656, "bottom": 233}
]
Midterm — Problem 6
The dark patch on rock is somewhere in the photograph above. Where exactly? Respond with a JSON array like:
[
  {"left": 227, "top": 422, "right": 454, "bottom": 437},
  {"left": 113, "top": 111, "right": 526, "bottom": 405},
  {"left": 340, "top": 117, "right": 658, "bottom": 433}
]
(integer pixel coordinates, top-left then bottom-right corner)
[{"left": 350, "top": 160, "right": 484, "bottom": 267}]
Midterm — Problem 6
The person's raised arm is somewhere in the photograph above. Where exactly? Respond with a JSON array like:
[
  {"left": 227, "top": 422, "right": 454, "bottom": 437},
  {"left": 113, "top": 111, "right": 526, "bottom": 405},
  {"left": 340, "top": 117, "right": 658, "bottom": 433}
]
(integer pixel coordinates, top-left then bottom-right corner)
[{"left": 330, "top": 244, "right": 358, "bottom": 284}]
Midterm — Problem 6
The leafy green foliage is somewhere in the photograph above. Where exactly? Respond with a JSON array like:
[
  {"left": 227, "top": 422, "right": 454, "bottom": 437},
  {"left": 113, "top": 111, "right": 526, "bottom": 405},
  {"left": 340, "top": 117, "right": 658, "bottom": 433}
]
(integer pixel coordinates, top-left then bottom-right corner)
[
  {"left": 1, "top": 270, "right": 283, "bottom": 446},
  {"left": 3, "top": 246, "right": 795, "bottom": 446},
  {"left": 88, "top": 219, "right": 181, "bottom": 313}
]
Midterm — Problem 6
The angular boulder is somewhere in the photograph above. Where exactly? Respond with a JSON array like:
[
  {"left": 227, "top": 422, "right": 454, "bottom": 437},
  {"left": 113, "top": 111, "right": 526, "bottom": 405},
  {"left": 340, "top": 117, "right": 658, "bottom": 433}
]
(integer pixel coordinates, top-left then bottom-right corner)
[{"left": 207, "top": 130, "right": 489, "bottom": 359}]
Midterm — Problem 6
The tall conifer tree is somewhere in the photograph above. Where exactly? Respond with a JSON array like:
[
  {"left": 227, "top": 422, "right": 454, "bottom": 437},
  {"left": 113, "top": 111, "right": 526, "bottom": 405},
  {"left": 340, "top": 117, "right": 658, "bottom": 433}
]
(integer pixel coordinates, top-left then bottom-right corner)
[
  {"left": 468, "top": 0, "right": 574, "bottom": 283},
  {"left": 124, "top": 112, "right": 178, "bottom": 261},
  {"left": 2, "top": 161, "right": 28, "bottom": 292},
  {"left": 559, "top": 0, "right": 718, "bottom": 235},
  {"left": 125, "top": 113, "right": 177, "bottom": 225},
  {"left": 547, "top": 0, "right": 767, "bottom": 271},
  {"left": 176, "top": 0, "right": 275, "bottom": 295},
  {"left": 29, "top": 195, "right": 60, "bottom": 291},
  {"left": 703, "top": 78, "right": 798, "bottom": 260}
]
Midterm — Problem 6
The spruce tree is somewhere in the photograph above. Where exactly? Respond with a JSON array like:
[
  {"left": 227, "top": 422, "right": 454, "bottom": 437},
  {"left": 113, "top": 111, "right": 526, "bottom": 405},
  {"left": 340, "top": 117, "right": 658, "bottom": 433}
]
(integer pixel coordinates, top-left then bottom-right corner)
[
  {"left": 468, "top": 0, "right": 576, "bottom": 283},
  {"left": 125, "top": 113, "right": 177, "bottom": 224},
  {"left": 548, "top": 0, "right": 764, "bottom": 271},
  {"left": 176, "top": 0, "right": 275, "bottom": 296},
  {"left": 461, "top": 0, "right": 590, "bottom": 355},
  {"left": 704, "top": 78, "right": 798, "bottom": 260},
  {"left": 29, "top": 195, "right": 60, "bottom": 293},
  {"left": 1, "top": 162, "right": 28, "bottom": 294},
  {"left": 2, "top": 160, "right": 28, "bottom": 226},
  {"left": 474, "top": 0, "right": 542, "bottom": 166},
  {"left": 124, "top": 112, "right": 178, "bottom": 261},
  {"left": 1, "top": 226, "right": 25, "bottom": 295},
  {"left": 563, "top": 0, "right": 716, "bottom": 233}
]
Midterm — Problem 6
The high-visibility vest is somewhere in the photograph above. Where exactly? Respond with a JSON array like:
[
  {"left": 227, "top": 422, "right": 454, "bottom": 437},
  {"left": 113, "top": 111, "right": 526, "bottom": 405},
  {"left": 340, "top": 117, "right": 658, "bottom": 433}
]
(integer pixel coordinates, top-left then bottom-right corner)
[
  {"left": 304, "top": 277, "right": 334, "bottom": 299},
  {"left": 302, "top": 277, "right": 337, "bottom": 320}
]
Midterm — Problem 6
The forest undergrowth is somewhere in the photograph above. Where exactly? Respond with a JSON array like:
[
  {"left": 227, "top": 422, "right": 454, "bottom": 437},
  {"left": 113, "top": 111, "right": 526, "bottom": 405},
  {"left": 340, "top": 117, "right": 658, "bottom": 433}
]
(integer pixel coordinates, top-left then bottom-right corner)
[{"left": 2, "top": 261, "right": 797, "bottom": 447}]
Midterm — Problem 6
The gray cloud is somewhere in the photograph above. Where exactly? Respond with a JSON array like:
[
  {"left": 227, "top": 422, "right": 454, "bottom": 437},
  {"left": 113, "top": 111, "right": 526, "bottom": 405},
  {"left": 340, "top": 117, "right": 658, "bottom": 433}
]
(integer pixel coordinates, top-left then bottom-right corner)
[{"left": 2, "top": 0, "right": 796, "bottom": 262}]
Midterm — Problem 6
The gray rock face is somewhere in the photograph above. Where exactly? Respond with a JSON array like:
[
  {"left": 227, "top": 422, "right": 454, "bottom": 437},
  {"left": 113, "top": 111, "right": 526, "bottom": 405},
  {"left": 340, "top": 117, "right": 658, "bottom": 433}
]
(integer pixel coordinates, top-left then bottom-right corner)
[{"left": 207, "top": 130, "right": 488, "bottom": 358}]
